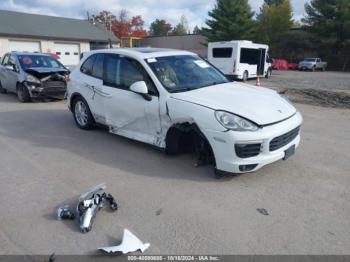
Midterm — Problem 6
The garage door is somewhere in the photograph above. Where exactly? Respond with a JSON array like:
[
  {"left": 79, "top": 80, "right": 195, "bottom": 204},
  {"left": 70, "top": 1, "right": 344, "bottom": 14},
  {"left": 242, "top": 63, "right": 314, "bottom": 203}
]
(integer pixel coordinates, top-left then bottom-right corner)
[
  {"left": 54, "top": 43, "right": 80, "bottom": 66},
  {"left": 9, "top": 40, "right": 41, "bottom": 53}
]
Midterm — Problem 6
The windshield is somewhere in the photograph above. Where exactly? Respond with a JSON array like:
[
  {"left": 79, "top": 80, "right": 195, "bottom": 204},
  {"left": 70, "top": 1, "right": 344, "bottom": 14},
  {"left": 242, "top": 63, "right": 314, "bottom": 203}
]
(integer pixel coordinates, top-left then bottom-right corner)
[
  {"left": 304, "top": 58, "right": 317, "bottom": 62},
  {"left": 146, "top": 55, "right": 228, "bottom": 93},
  {"left": 18, "top": 55, "right": 65, "bottom": 70}
]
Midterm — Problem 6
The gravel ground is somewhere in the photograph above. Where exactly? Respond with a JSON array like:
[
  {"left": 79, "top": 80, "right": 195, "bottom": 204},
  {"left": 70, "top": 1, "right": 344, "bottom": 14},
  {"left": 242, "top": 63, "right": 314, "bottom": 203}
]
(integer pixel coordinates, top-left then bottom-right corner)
[
  {"left": 258, "top": 71, "right": 350, "bottom": 93},
  {"left": 0, "top": 94, "right": 349, "bottom": 255},
  {"left": 247, "top": 71, "right": 350, "bottom": 109}
]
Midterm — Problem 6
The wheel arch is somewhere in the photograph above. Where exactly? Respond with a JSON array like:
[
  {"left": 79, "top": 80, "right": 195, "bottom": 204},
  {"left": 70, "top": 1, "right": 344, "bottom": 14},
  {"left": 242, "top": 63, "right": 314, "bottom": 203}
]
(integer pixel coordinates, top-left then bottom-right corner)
[{"left": 165, "top": 121, "right": 217, "bottom": 166}]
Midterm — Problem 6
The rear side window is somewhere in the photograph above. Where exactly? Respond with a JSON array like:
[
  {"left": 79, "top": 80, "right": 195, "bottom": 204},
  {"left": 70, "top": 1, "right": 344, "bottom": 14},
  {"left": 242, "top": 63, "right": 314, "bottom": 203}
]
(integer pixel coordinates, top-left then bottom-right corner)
[
  {"left": 213, "top": 48, "right": 233, "bottom": 58},
  {"left": 92, "top": 54, "right": 104, "bottom": 79},
  {"left": 80, "top": 55, "right": 95, "bottom": 75}
]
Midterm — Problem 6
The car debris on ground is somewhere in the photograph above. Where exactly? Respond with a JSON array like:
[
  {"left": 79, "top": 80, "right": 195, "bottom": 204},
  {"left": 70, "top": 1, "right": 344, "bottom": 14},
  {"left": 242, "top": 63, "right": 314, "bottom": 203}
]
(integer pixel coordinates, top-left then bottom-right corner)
[
  {"left": 57, "top": 183, "right": 118, "bottom": 233},
  {"left": 77, "top": 183, "right": 118, "bottom": 233},
  {"left": 99, "top": 229, "right": 150, "bottom": 254},
  {"left": 56, "top": 185, "right": 150, "bottom": 255},
  {"left": 57, "top": 206, "right": 75, "bottom": 220}
]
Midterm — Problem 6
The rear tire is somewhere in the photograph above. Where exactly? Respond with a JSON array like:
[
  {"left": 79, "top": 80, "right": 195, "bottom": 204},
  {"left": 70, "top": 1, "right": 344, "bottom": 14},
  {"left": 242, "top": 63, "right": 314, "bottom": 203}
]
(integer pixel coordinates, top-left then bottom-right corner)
[
  {"left": 0, "top": 81, "right": 7, "bottom": 94},
  {"left": 16, "top": 83, "right": 31, "bottom": 102},
  {"left": 73, "top": 96, "right": 94, "bottom": 130},
  {"left": 242, "top": 71, "right": 248, "bottom": 82}
]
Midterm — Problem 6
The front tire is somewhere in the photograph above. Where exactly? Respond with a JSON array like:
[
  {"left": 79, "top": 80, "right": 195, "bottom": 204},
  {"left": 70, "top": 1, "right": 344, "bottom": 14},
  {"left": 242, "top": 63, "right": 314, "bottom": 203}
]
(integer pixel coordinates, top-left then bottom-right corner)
[
  {"left": 0, "top": 81, "right": 7, "bottom": 94},
  {"left": 265, "top": 68, "right": 272, "bottom": 79},
  {"left": 17, "top": 83, "right": 31, "bottom": 102},
  {"left": 73, "top": 97, "right": 94, "bottom": 130},
  {"left": 242, "top": 71, "right": 248, "bottom": 82}
]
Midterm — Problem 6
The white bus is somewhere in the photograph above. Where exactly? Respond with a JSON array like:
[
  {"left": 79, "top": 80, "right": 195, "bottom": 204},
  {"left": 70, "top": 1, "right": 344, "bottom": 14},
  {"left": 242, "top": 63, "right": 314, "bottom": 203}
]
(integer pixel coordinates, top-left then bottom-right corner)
[{"left": 208, "top": 40, "right": 272, "bottom": 81}]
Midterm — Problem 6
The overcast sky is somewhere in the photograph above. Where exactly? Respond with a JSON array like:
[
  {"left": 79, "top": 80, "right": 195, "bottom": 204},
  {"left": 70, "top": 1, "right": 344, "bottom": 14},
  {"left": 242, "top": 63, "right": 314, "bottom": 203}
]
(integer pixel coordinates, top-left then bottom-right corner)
[{"left": 0, "top": 0, "right": 309, "bottom": 30}]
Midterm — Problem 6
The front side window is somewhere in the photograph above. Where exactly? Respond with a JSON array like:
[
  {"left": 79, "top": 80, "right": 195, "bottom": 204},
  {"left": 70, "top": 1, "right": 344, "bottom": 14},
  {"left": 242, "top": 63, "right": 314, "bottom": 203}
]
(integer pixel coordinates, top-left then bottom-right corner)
[
  {"left": 103, "top": 54, "right": 158, "bottom": 96},
  {"left": 304, "top": 58, "right": 317, "bottom": 62},
  {"left": 18, "top": 55, "right": 65, "bottom": 70},
  {"left": 240, "top": 48, "right": 260, "bottom": 65},
  {"left": 80, "top": 55, "right": 96, "bottom": 75},
  {"left": 146, "top": 55, "right": 228, "bottom": 93},
  {"left": 2, "top": 54, "right": 9, "bottom": 65}
]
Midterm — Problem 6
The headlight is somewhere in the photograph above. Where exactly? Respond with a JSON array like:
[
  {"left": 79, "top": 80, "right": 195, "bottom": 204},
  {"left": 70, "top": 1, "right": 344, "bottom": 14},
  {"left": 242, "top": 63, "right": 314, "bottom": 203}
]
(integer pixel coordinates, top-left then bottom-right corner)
[
  {"left": 25, "top": 73, "right": 41, "bottom": 84},
  {"left": 215, "top": 111, "right": 258, "bottom": 131}
]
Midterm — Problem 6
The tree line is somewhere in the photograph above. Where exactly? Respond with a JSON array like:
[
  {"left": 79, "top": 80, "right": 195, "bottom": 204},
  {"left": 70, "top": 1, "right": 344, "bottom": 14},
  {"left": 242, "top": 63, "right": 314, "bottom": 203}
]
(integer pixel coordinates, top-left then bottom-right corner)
[
  {"left": 202, "top": 0, "right": 350, "bottom": 71},
  {"left": 92, "top": 10, "right": 191, "bottom": 39},
  {"left": 93, "top": 0, "right": 350, "bottom": 70}
]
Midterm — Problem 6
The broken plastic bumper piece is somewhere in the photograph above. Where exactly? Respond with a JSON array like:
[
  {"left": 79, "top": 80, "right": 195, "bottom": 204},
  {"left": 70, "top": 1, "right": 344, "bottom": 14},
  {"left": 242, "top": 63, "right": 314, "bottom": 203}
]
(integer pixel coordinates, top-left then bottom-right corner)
[{"left": 99, "top": 229, "right": 150, "bottom": 254}]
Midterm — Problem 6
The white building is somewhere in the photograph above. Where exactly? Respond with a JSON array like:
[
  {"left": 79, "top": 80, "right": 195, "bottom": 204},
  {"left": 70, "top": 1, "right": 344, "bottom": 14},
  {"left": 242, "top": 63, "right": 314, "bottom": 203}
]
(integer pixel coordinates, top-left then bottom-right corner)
[{"left": 0, "top": 10, "right": 118, "bottom": 66}]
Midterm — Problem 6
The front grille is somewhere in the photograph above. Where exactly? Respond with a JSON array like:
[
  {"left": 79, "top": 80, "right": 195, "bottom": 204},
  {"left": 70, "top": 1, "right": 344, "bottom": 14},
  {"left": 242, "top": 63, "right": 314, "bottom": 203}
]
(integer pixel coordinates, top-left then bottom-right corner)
[
  {"left": 235, "top": 143, "right": 261, "bottom": 158},
  {"left": 270, "top": 126, "right": 300, "bottom": 151},
  {"left": 42, "top": 81, "right": 66, "bottom": 89}
]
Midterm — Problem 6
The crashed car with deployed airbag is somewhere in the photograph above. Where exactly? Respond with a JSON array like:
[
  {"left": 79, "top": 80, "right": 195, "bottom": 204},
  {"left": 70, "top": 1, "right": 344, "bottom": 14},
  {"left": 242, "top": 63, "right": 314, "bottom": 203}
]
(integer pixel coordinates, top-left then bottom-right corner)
[
  {"left": 0, "top": 52, "right": 69, "bottom": 102},
  {"left": 67, "top": 48, "right": 302, "bottom": 178}
]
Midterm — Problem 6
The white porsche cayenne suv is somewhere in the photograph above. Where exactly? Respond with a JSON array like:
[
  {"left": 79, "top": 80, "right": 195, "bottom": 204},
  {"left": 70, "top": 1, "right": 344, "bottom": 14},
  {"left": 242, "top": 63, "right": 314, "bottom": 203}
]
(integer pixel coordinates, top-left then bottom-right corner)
[{"left": 67, "top": 48, "right": 302, "bottom": 178}]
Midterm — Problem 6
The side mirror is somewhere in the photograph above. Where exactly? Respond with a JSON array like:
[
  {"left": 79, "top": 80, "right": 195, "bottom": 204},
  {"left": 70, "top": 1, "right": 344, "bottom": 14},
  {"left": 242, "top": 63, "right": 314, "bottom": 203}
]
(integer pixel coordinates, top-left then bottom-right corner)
[{"left": 130, "top": 81, "right": 152, "bottom": 101}]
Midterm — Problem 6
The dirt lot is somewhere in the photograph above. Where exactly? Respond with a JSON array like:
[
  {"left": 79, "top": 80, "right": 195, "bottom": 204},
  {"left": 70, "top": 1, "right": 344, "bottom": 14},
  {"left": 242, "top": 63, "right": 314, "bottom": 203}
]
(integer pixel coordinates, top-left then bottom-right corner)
[
  {"left": 0, "top": 94, "right": 349, "bottom": 255},
  {"left": 248, "top": 71, "right": 350, "bottom": 109}
]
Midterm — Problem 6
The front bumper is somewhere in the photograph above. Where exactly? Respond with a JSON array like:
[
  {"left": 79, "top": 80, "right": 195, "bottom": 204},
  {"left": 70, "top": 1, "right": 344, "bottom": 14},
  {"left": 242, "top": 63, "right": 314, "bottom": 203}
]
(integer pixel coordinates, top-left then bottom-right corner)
[
  {"left": 205, "top": 112, "right": 303, "bottom": 174},
  {"left": 25, "top": 83, "right": 67, "bottom": 100},
  {"left": 299, "top": 64, "right": 314, "bottom": 70}
]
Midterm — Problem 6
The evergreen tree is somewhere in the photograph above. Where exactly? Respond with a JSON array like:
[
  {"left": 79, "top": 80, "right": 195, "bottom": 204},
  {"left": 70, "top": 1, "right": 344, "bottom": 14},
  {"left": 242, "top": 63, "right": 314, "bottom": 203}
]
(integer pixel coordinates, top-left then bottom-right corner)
[
  {"left": 302, "top": 0, "right": 350, "bottom": 70},
  {"left": 149, "top": 19, "right": 173, "bottom": 36},
  {"left": 193, "top": 26, "right": 201, "bottom": 34},
  {"left": 303, "top": 0, "right": 350, "bottom": 55},
  {"left": 264, "top": 0, "right": 284, "bottom": 5},
  {"left": 202, "top": 0, "right": 256, "bottom": 42},
  {"left": 256, "top": 0, "right": 293, "bottom": 56}
]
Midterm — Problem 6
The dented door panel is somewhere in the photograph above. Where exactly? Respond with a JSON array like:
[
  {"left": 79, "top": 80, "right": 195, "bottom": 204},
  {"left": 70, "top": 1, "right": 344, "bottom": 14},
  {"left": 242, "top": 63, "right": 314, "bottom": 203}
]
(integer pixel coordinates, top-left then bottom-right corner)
[{"left": 103, "top": 86, "right": 161, "bottom": 146}]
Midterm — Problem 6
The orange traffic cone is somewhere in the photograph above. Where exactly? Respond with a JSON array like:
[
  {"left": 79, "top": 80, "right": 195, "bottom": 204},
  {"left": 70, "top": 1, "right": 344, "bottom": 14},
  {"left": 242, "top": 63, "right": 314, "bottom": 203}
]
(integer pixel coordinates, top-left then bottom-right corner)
[{"left": 256, "top": 76, "right": 261, "bottom": 87}]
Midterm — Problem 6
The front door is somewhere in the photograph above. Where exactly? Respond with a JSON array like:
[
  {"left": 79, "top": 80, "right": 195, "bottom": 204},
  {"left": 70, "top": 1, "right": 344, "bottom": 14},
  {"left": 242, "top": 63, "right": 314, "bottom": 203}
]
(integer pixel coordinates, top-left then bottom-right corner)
[
  {"left": 2, "top": 55, "right": 20, "bottom": 92},
  {"left": 102, "top": 54, "right": 161, "bottom": 146}
]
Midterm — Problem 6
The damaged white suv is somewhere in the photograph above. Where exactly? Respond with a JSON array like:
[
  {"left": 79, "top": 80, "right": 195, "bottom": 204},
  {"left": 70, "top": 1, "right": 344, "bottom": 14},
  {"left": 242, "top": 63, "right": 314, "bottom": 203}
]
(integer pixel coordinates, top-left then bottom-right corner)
[{"left": 67, "top": 48, "right": 302, "bottom": 177}]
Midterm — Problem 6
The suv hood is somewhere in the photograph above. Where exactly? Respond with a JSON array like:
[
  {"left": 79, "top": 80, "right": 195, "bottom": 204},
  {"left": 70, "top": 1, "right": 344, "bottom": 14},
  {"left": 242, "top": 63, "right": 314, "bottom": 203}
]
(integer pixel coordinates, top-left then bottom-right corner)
[{"left": 170, "top": 82, "right": 296, "bottom": 126}]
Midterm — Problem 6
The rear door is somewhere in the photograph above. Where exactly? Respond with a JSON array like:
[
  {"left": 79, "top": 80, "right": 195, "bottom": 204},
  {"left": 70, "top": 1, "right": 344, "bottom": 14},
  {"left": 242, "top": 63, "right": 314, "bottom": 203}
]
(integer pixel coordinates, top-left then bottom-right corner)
[
  {"left": 0, "top": 54, "right": 10, "bottom": 88},
  {"left": 208, "top": 46, "right": 235, "bottom": 75},
  {"left": 102, "top": 54, "right": 161, "bottom": 145},
  {"left": 78, "top": 53, "right": 106, "bottom": 123}
]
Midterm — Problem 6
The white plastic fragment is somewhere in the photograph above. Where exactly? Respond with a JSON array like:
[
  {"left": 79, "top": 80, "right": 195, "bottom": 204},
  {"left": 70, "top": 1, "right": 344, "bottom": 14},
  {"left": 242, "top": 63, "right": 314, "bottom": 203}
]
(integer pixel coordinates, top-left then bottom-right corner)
[{"left": 99, "top": 229, "right": 150, "bottom": 254}]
